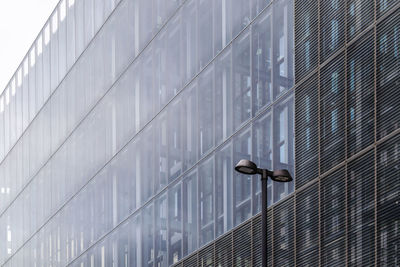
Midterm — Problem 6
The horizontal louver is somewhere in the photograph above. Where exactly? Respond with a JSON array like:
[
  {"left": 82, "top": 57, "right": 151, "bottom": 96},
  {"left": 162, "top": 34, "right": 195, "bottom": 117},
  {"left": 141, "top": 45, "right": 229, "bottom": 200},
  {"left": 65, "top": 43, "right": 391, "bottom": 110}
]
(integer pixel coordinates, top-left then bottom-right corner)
[
  {"left": 296, "top": 183, "right": 319, "bottom": 263},
  {"left": 347, "top": 32, "right": 375, "bottom": 157},
  {"left": 320, "top": 54, "right": 345, "bottom": 174},
  {"left": 233, "top": 221, "right": 251, "bottom": 266},
  {"left": 321, "top": 168, "right": 346, "bottom": 266},
  {"left": 295, "top": 75, "right": 319, "bottom": 189},
  {"left": 376, "top": 8, "right": 400, "bottom": 139},
  {"left": 377, "top": 134, "right": 400, "bottom": 266},
  {"left": 273, "top": 197, "right": 294, "bottom": 266},
  {"left": 294, "top": 0, "right": 319, "bottom": 82},
  {"left": 346, "top": 0, "right": 374, "bottom": 41},
  {"left": 347, "top": 151, "right": 375, "bottom": 266},
  {"left": 320, "top": 0, "right": 345, "bottom": 62},
  {"left": 215, "top": 233, "right": 232, "bottom": 267}
]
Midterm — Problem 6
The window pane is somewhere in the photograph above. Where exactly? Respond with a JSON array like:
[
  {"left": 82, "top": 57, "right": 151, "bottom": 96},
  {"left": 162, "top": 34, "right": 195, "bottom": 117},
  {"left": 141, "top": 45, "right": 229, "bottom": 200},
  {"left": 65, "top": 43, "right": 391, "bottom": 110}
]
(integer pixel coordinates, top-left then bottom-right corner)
[
  {"left": 295, "top": 75, "right": 318, "bottom": 188},
  {"left": 273, "top": 93, "right": 294, "bottom": 202},
  {"left": 182, "top": 170, "right": 198, "bottom": 257},
  {"left": 198, "top": 0, "right": 213, "bottom": 69},
  {"left": 199, "top": 157, "right": 214, "bottom": 246},
  {"left": 347, "top": 32, "right": 374, "bottom": 157},
  {"left": 296, "top": 183, "right": 319, "bottom": 263},
  {"left": 321, "top": 169, "right": 345, "bottom": 266},
  {"left": 252, "top": 11, "right": 272, "bottom": 114},
  {"left": 215, "top": 141, "right": 233, "bottom": 237},
  {"left": 294, "top": 0, "right": 318, "bottom": 82},
  {"left": 233, "top": 129, "right": 252, "bottom": 226},
  {"left": 215, "top": 47, "right": 232, "bottom": 145},
  {"left": 252, "top": 110, "right": 273, "bottom": 209},
  {"left": 168, "top": 182, "right": 182, "bottom": 265},
  {"left": 198, "top": 67, "right": 214, "bottom": 158},
  {"left": 141, "top": 204, "right": 154, "bottom": 266},
  {"left": 377, "top": 9, "right": 400, "bottom": 139},
  {"left": 140, "top": 127, "right": 155, "bottom": 204},
  {"left": 182, "top": 84, "right": 197, "bottom": 171},
  {"left": 272, "top": 0, "right": 294, "bottom": 99},
  {"left": 347, "top": 0, "right": 374, "bottom": 41},
  {"left": 155, "top": 112, "right": 168, "bottom": 193},
  {"left": 155, "top": 193, "right": 167, "bottom": 267},
  {"left": 181, "top": 1, "right": 198, "bottom": 84},
  {"left": 273, "top": 197, "right": 294, "bottom": 266},
  {"left": 233, "top": 30, "right": 251, "bottom": 131},
  {"left": 168, "top": 98, "right": 182, "bottom": 182},
  {"left": 320, "top": 55, "right": 345, "bottom": 173},
  {"left": 347, "top": 151, "right": 375, "bottom": 266},
  {"left": 320, "top": 0, "right": 345, "bottom": 62},
  {"left": 377, "top": 134, "right": 400, "bottom": 266}
]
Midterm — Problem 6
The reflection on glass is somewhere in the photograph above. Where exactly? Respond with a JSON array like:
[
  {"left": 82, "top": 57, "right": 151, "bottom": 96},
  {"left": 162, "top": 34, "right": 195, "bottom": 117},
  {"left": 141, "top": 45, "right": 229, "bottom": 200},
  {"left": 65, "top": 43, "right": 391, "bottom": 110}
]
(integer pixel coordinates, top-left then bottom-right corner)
[
  {"left": 198, "top": 0, "right": 213, "bottom": 69},
  {"left": 182, "top": 85, "right": 197, "bottom": 171},
  {"left": 252, "top": 110, "right": 273, "bottom": 209},
  {"left": 252, "top": 11, "right": 272, "bottom": 114},
  {"left": 233, "top": 31, "right": 251, "bottom": 131},
  {"left": 273, "top": 0, "right": 294, "bottom": 98},
  {"left": 198, "top": 67, "right": 214, "bottom": 158},
  {"left": 168, "top": 98, "right": 182, "bottom": 182},
  {"left": 183, "top": 171, "right": 198, "bottom": 257},
  {"left": 168, "top": 182, "right": 182, "bottom": 265},
  {"left": 199, "top": 157, "right": 214, "bottom": 246},
  {"left": 182, "top": 1, "right": 198, "bottom": 84},
  {"left": 233, "top": 129, "right": 252, "bottom": 226},
  {"left": 142, "top": 204, "right": 154, "bottom": 267},
  {"left": 155, "top": 113, "right": 168, "bottom": 193},
  {"left": 215, "top": 48, "right": 232, "bottom": 145},
  {"left": 141, "top": 127, "right": 155, "bottom": 204},
  {"left": 155, "top": 193, "right": 167, "bottom": 267},
  {"left": 273, "top": 95, "right": 294, "bottom": 202},
  {"left": 215, "top": 142, "right": 233, "bottom": 237}
]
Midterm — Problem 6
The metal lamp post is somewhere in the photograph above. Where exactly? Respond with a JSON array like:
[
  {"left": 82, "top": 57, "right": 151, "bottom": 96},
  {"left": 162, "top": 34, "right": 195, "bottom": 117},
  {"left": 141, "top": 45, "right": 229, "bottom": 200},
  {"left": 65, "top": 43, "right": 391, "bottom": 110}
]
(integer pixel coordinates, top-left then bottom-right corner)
[{"left": 234, "top": 159, "right": 292, "bottom": 267}]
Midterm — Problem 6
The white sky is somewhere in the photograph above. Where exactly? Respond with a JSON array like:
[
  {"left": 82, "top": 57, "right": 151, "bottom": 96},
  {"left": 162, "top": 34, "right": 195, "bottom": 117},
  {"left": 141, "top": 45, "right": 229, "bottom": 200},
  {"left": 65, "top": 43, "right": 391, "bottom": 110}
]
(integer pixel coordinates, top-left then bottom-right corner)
[{"left": 0, "top": 0, "right": 59, "bottom": 95}]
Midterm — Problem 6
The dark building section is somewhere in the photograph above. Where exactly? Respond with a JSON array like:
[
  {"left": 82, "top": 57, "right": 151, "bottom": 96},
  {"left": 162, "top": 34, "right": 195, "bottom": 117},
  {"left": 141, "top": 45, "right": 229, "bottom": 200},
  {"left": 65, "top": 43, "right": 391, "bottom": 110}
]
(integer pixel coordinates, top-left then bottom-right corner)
[
  {"left": 173, "top": 1, "right": 400, "bottom": 266},
  {"left": 294, "top": 0, "right": 318, "bottom": 83},
  {"left": 377, "top": 8, "right": 400, "bottom": 139},
  {"left": 292, "top": 1, "right": 400, "bottom": 267}
]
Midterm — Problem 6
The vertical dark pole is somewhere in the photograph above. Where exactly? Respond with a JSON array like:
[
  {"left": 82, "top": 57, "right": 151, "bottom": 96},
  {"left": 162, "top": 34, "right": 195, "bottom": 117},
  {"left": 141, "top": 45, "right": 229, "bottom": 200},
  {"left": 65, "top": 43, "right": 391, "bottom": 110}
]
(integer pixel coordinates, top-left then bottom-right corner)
[{"left": 261, "top": 170, "right": 268, "bottom": 267}]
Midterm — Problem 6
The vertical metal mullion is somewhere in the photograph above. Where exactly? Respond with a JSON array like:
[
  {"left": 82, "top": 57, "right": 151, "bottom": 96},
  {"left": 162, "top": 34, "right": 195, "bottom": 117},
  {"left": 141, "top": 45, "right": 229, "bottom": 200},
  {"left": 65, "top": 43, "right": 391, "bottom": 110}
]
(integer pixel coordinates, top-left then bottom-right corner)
[
  {"left": 270, "top": 2, "right": 276, "bottom": 210},
  {"left": 250, "top": 216, "right": 254, "bottom": 266},
  {"left": 230, "top": 39, "right": 234, "bottom": 230},
  {"left": 343, "top": 0, "right": 349, "bottom": 265},
  {"left": 212, "top": 11, "right": 218, "bottom": 244},
  {"left": 153, "top": 202, "right": 156, "bottom": 267},
  {"left": 294, "top": 191, "right": 297, "bottom": 267},
  {"left": 293, "top": 0, "right": 298, "bottom": 265},
  {"left": 373, "top": 0, "right": 378, "bottom": 265},
  {"left": 249, "top": 9, "right": 254, "bottom": 218},
  {"left": 231, "top": 225, "right": 234, "bottom": 267},
  {"left": 317, "top": 0, "right": 322, "bottom": 265},
  {"left": 271, "top": 206, "right": 274, "bottom": 267}
]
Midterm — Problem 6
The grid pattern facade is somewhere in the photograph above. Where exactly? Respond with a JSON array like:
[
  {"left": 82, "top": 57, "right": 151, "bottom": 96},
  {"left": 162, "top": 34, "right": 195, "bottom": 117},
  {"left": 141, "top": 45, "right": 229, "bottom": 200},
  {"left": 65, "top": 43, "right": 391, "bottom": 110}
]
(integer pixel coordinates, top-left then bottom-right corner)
[
  {"left": 0, "top": 0, "right": 398, "bottom": 267},
  {"left": 173, "top": 0, "right": 400, "bottom": 266},
  {"left": 0, "top": 0, "right": 294, "bottom": 266}
]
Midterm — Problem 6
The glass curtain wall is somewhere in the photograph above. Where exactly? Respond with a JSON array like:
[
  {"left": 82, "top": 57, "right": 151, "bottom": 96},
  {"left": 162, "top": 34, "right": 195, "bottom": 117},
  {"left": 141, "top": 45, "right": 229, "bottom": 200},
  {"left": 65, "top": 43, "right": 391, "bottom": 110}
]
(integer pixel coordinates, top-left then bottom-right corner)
[{"left": 0, "top": 0, "right": 294, "bottom": 266}]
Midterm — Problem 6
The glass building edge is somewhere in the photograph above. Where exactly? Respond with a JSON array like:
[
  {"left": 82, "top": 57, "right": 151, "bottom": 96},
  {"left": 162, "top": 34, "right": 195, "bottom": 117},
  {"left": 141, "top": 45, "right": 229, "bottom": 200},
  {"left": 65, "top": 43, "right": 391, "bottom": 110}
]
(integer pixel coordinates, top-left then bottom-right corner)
[
  {"left": 2, "top": 0, "right": 399, "bottom": 266},
  {"left": 0, "top": 0, "right": 124, "bottom": 166}
]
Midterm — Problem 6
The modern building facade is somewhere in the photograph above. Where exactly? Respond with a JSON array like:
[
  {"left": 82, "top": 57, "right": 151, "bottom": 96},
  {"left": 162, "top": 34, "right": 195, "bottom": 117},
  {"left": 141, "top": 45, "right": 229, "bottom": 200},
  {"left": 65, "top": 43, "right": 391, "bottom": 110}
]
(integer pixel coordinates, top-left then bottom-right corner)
[{"left": 0, "top": 0, "right": 398, "bottom": 266}]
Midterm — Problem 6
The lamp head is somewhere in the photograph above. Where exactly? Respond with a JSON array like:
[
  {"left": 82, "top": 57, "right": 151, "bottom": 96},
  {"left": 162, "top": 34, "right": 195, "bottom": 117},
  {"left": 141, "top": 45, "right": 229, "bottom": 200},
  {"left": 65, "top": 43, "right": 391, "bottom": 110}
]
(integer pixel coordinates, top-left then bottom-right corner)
[
  {"left": 235, "top": 159, "right": 258, "bottom": 175},
  {"left": 271, "top": 169, "right": 293, "bottom": 182}
]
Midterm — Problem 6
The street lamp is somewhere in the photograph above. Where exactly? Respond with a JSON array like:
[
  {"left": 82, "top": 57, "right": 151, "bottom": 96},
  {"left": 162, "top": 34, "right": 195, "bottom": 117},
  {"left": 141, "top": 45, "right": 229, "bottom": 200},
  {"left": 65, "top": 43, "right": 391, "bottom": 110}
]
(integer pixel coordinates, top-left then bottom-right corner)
[{"left": 235, "top": 159, "right": 292, "bottom": 267}]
